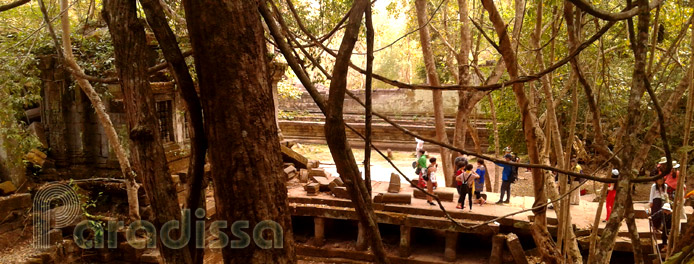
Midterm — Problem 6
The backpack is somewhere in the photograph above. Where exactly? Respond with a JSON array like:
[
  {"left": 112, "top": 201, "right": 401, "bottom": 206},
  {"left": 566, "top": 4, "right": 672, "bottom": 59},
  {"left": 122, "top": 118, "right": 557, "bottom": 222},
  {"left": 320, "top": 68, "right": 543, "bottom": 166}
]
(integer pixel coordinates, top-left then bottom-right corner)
[{"left": 509, "top": 166, "right": 518, "bottom": 183}]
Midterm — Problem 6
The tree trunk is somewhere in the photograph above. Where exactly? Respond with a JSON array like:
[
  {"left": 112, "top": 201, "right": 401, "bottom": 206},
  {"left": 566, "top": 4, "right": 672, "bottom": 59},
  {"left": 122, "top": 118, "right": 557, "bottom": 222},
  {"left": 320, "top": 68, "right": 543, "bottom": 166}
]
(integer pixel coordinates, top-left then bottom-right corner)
[
  {"left": 138, "top": 1, "right": 207, "bottom": 262},
  {"left": 258, "top": 2, "right": 388, "bottom": 262},
  {"left": 481, "top": 0, "right": 560, "bottom": 262},
  {"left": 321, "top": 1, "right": 390, "bottom": 262},
  {"left": 415, "top": 0, "right": 452, "bottom": 187},
  {"left": 180, "top": 1, "right": 296, "bottom": 263},
  {"left": 594, "top": 0, "right": 652, "bottom": 261},
  {"left": 624, "top": 193, "right": 644, "bottom": 264},
  {"left": 102, "top": 0, "right": 190, "bottom": 263},
  {"left": 667, "top": 28, "right": 694, "bottom": 256},
  {"left": 47, "top": 0, "right": 141, "bottom": 223}
]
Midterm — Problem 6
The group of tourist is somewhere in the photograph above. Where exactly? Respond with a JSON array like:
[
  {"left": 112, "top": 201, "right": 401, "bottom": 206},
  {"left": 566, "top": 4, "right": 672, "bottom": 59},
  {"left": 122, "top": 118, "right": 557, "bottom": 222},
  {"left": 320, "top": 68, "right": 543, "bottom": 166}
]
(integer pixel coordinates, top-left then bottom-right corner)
[
  {"left": 646, "top": 157, "right": 689, "bottom": 252},
  {"left": 413, "top": 139, "right": 519, "bottom": 210}
]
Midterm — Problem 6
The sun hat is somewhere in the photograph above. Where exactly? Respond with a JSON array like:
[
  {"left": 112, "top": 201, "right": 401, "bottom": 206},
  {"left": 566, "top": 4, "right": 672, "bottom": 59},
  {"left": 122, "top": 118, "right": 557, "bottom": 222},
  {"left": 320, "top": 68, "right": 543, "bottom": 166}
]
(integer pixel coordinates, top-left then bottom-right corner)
[
  {"left": 673, "top": 161, "right": 680, "bottom": 169},
  {"left": 662, "top": 203, "right": 672, "bottom": 212},
  {"left": 658, "top": 157, "right": 668, "bottom": 164},
  {"left": 611, "top": 169, "right": 619, "bottom": 176}
]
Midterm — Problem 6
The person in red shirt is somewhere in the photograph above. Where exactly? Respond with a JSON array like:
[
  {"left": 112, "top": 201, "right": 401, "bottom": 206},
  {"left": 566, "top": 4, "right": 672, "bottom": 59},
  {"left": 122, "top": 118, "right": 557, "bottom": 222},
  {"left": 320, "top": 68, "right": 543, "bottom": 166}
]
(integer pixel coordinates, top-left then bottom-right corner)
[{"left": 605, "top": 169, "right": 619, "bottom": 222}]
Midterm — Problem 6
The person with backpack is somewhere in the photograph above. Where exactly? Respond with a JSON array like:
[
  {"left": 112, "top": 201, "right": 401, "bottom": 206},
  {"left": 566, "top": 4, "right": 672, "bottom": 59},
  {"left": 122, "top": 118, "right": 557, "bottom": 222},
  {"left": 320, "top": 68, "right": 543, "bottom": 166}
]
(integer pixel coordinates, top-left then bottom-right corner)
[
  {"left": 456, "top": 163, "right": 479, "bottom": 211},
  {"left": 414, "top": 149, "right": 428, "bottom": 188},
  {"left": 495, "top": 154, "right": 516, "bottom": 204},
  {"left": 475, "top": 159, "right": 488, "bottom": 206}
]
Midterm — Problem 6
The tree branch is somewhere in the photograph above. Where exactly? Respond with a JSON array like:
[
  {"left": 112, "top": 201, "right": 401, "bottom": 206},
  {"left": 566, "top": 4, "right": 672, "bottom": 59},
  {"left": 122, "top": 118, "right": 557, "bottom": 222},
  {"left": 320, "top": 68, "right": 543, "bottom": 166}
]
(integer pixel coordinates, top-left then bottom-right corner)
[
  {"left": 0, "top": 0, "right": 30, "bottom": 13},
  {"left": 567, "top": 0, "right": 664, "bottom": 21}
]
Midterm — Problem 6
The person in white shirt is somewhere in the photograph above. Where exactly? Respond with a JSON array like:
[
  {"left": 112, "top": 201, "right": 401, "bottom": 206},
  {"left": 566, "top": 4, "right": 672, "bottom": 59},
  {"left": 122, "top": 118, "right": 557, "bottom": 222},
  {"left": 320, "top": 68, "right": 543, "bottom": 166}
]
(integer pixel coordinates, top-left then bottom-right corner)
[{"left": 649, "top": 177, "right": 668, "bottom": 230}]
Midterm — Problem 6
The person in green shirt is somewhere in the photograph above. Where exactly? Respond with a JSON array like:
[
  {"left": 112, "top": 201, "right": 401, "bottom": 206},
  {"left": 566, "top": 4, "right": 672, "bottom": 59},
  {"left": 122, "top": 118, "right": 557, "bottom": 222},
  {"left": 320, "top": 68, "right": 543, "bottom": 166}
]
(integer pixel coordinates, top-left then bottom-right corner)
[{"left": 417, "top": 149, "right": 428, "bottom": 170}]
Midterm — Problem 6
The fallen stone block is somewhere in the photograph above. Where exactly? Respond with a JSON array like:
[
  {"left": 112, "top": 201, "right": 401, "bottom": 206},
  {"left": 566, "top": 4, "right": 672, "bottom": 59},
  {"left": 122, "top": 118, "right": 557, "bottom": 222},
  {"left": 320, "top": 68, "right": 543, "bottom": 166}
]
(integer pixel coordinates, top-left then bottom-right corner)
[
  {"left": 309, "top": 168, "right": 326, "bottom": 178},
  {"left": 281, "top": 145, "right": 308, "bottom": 169},
  {"left": 283, "top": 162, "right": 295, "bottom": 168},
  {"left": 304, "top": 183, "right": 320, "bottom": 196},
  {"left": 313, "top": 176, "right": 331, "bottom": 192},
  {"left": 331, "top": 186, "right": 351, "bottom": 199},
  {"left": 299, "top": 169, "right": 309, "bottom": 183},
  {"left": 387, "top": 173, "right": 401, "bottom": 193},
  {"left": 0, "top": 181, "right": 17, "bottom": 195},
  {"left": 308, "top": 160, "right": 320, "bottom": 168},
  {"left": 0, "top": 193, "right": 31, "bottom": 216},
  {"left": 373, "top": 193, "right": 411, "bottom": 204},
  {"left": 328, "top": 178, "right": 344, "bottom": 191},
  {"left": 413, "top": 189, "right": 454, "bottom": 202},
  {"left": 139, "top": 250, "right": 161, "bottom": 263},
  {"left": 283, "top": 165, "right": 297, "bottom": 181}
]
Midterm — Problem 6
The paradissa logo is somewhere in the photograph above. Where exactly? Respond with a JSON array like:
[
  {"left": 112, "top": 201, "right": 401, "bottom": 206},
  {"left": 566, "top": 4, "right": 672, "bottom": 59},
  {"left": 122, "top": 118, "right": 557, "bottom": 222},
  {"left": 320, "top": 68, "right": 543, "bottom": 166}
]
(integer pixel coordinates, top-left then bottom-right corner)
[{"left": 73, "top": 209, "right": 284, "bottom": 250}]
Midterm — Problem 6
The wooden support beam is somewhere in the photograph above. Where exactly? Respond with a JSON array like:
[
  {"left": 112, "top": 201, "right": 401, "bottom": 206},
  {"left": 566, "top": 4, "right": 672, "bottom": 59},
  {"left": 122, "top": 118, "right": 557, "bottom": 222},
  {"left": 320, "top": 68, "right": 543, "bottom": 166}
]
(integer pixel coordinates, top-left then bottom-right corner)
[
  {"left": 314, "top": 217, "right": 325, "bottom": 247},
  {"left": 399, "top": 225, "right": 412, "bottom": 257}
]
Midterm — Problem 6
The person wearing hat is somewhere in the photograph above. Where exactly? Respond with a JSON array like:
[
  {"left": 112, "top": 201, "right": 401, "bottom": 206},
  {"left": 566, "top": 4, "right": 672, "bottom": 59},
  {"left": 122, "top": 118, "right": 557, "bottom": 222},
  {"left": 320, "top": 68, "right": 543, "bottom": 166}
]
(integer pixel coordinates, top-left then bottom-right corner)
[
  {"left": 654, "top": 202, "right": 673, "bottom": 252},
  {"left": 494, "top": 154, "right": 516, "bottom": 204},
  {"left": 664, "top": 161, "right": 683, "bottom": 200},
  {"left": 605, "top": 169, "right": 619, "bottom": 221}
]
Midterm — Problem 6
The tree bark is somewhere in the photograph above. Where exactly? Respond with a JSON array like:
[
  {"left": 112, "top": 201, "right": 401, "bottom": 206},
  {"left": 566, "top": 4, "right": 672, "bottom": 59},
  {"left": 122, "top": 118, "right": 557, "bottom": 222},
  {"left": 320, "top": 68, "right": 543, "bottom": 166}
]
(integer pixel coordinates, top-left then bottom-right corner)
[
  {"left": 594, "top": 0, "right": 652, "bottom": 261},
  {"left": 102, "top": 0, "right": 190, "bottom": 263},
  {"left": 138, "top": 0, "right": 208, "bottom": 262},
  {"left": 322, "top": 1, "right": 390, "bottom": 262},
  {"left": 667, "top": 28, "right": 694, "bottom": 256},
  {"left": 481, "top": 0, "right": 561, "bottom": 262},
  {"left": 415, "top": 0, "right": 452, "bottom": 186},
  {"left": 180, "top": 1, "right": 296, "bottom": 263}
]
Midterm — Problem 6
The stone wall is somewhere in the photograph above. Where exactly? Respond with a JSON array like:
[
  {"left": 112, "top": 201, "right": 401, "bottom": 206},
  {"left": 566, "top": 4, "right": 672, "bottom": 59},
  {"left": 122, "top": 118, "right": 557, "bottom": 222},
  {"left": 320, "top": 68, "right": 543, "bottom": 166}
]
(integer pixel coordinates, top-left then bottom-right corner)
[
  {"left": 279, "top": 88, "right": 470, "bottom": 117},
  {"left": 38, "top": 55, "right": 190, "bottom": 179}
]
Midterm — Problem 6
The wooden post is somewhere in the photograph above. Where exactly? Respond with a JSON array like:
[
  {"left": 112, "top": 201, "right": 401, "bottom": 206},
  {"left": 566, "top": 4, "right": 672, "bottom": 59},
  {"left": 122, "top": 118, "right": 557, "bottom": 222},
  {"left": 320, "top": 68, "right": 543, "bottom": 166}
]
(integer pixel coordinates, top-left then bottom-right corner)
[
  {"left": 314, "top": 217, "right": 325, "bottom": 247},
  {"left": 356, "top": 222, "right": 367, "bottom": 251},
  {"left": 444, "top": 231, "right": 457, "bottom": 262},
  {"left": 506, "top": 233, "right": 529, "bottom": 264},
  {"left": 399, "top": 225, "right": 411, "bottom": 257},
  {"left": 490, "top": 233, "right": 506, "bottom": 264}
]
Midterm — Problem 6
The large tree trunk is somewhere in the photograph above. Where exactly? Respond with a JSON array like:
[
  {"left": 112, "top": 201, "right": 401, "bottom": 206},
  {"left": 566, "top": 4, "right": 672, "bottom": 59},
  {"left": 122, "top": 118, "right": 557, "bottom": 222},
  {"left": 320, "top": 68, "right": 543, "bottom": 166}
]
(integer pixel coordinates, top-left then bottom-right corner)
[
  {"left": 594, "top": 0, "right": 652, "bottom": 261},
  {"left": 180, "top": 0, "right": 296, "bottom": 263},
  {"left": 414, "top": 0, "right": 452, "bottom": 186},
  {"left": 258, "top": 2, "right": 388, "bottom": 262},
  {"left": 320, "top": 1, "right": 390, "bottom": 262},
  {"left": 481, "top": 0, "right": 561, "bottom": 262},
  {"left": 138, "top": 1, "right": 207, "bottom": 262},
  {"left": 102, "top": 1, "right": 190, "bottom": 263}
]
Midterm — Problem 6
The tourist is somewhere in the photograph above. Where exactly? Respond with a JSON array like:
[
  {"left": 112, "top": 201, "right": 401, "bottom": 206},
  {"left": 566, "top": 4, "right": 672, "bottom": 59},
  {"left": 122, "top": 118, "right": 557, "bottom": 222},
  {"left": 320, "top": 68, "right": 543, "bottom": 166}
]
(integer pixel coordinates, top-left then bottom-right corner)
[
  {"left": 605, "top": 169, "right": 619, "bottom": 221},
  {"left": 656, "top": 203, "right": 673, "bottom": 252},
  {"left": 649, "top": 177, "right": 669, "bottom": 230},
  {"left": 456, "top": 164, "right": 479, "bottom": 211},
  {"left": 415, "top": 138, "right": 424, "bottom": 159},
  {"left": 455, "top": 160, "right": 466, "bottom": 209},
  {"left": 570, "top": 158, "right": 582, "bottom": 205},
  {"left": 416, "top": 150, "right": 428, "bottom": 188},
  {"left": 426, "top": 157, "right": 438, "bottom": 206},
  {"left": 475, "top": 159, "right": 487, "bottom": 205},
  {"left": 454, "top": 152, "right": 468, "bottom": 168},
  {"left": 664, "top": 161, "right": 682, "bottom": 200},
  {"left": 495, "top": 154, "right": 516, "bottom": 204}
]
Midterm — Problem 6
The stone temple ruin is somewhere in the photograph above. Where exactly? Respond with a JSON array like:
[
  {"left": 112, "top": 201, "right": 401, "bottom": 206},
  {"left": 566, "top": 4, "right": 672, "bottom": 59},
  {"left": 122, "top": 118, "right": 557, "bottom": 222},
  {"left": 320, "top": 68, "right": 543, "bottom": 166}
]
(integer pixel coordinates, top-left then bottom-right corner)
[{"left": 1, "top": 54, "right": 692, "bottom": 264}]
